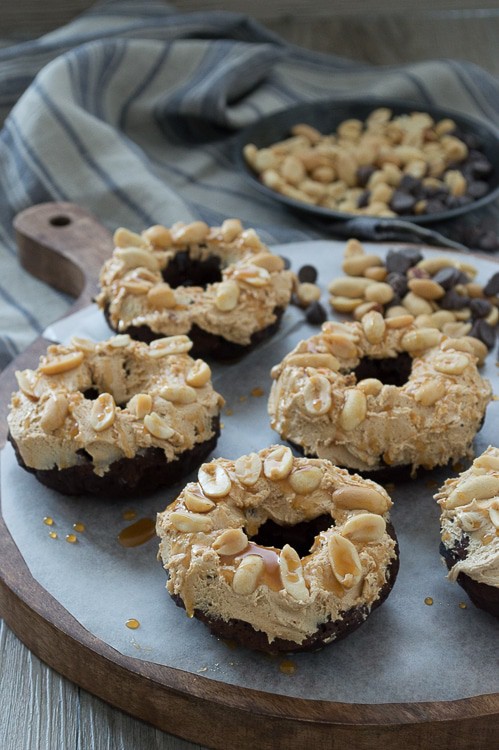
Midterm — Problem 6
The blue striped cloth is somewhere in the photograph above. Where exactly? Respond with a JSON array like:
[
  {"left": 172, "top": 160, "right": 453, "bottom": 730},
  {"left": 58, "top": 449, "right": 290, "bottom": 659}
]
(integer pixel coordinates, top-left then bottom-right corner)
[{"left": 1, "top": 0, "right": 498, "bottom": 370}]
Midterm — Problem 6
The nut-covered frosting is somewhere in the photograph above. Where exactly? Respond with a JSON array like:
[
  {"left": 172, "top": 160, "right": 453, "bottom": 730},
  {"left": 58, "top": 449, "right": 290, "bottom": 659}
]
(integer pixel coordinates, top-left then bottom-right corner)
[
  {"left": 8, "top": 334, "right": 223, "bottom": 476},
  {"left": 96, "top": 219, "right": 294, "bottom": 346},
  {"left": 435, "top": 445, "right": 499, "bottom": 589},
  {"left": 157, "top": 446, "right": 398, "bottom": 647},
  {"left": 268, "top": 312, "right": 492, "bottom": 473}
]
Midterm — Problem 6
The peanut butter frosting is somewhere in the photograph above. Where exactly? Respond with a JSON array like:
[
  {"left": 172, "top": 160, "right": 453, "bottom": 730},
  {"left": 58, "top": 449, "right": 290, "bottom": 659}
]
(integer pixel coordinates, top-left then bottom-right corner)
[
  {"left": 268, "top": 312, "right": 492, "bottom": 473},
  {"left": 157, "top": 446, "right": 398, "bottom": 647},
  {"left": 96, "top": 219, "right": 295, "bottom": 346},
  {"left": 436, "top": 446, "right": 499, "bottom": 589},
  {"left": 8, "top": 334, "right": 223, "bottom": 477}
]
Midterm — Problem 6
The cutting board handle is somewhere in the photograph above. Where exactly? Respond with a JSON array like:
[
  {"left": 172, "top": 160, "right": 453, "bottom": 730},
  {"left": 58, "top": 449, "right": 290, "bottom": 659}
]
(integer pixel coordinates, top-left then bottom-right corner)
[{"left": 13, "top": 202, "right": 113, "bottom": 310}]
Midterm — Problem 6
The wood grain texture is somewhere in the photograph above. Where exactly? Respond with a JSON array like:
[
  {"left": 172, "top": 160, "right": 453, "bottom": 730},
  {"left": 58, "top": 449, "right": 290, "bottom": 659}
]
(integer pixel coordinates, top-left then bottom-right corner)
[{"left": 0, "top": 202, "right": 498, "bottom": 750}]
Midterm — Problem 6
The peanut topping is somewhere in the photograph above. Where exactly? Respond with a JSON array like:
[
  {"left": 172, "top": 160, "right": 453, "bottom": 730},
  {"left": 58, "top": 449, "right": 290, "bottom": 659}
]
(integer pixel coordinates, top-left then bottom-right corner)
[
  {"left": 127, "top": 393, "right": 153, "bottom": 419},
  {"left": 279, "top": 545, "right": 309, "bottom": 601},
  {"left": 148, "top": 336, "right": 193, "bottom": 358},
  {"left": 234, "top": 453, "right": 262, "bottom": 486},
  {"left": 113, "top": 227, "right": 148, "bottom": 248},
  {"left": 328, "top": 534, "right": 363, "bottom": 589},
  {"left": 40, "top": 393, "right": 69, "bottom": 432},
  {"left": 184, "top": 486, "right": 216, "bottom": 513},
  {"left": 70, "top": 337, "right": 96, "bottom": 353},
  {"left": 171, "top": 221, "right": 209, "bottom": 244},
  {"left": 147, "top": 284, "right": 176, "bottom": 309},
  {"left": 90, "top": 393, "right": 116, "bottom": 432},
  {"left": 362, "top": 310, "right": 386, "bottom": 344},
  {"left": 445, "top": 475, "right": 499, "bottom": 510},
  {"left": 251, "top": 252, "right": 286, "bottom": 273},
  {"left": 332, "top": 484, "right": 390, "bottom": 513},
  {"left": 143, "top": 412, "right": 175, "bottom": 440},
  {"left": 142, "top": 224, "right": 173, "bottom": 248},
  {"left": 186, "top": 360, "right": 211, "bottom": 387},
  {"left": 233, "top": 264, "right": 270, "bottom": 287},
  {"left": 303, "top": 375, "right": 332, "bottom": 416},
  {"left": 215, "top": 280, "right": 240, "bottom": 312},
  {"left": 170, "top": 510, "right": 212, "bottom": 533},
  {"left": 263, "top": 446, "right": 293, "bottom": 481},
  {"left": 232, "top": 555, "right": 264, "bottom": 595},
  {"left": 341, "top": 513, "right": 386, "bottom": 542},
  {"left": 433, "top": 352, "right": 470, "bottom": 376},
  {"left": 108, "top": 334, "right": 132, "bottom": 348},
  {"left": 339, "top": 389, "right": 367, "bottom": 431},
  {"left": 160, "top": 384, "right": 197, "bottom": 404},
  {"left": 286, "top": 353, "right": 340, "bottom": 371},
  {"left": 288, "top": 465, "right": 323, "bottom": 494},
  {"left": 39, "top": 351, "right": 84, "bottom": 376},
  {"left": 15, "top": 369, "right": 38, "bottom": 399},
  {"left": 212, "top": 528, "right": 249, "bottom": 556},
  {"left": 220, "top": 218, "right": 243, "bottom": 242},
  {"left": 114, "top": 246, "right": 160, "bottom": 272},
  {"left": 198, "top": 463, "right": 232, "bottom": 498}
]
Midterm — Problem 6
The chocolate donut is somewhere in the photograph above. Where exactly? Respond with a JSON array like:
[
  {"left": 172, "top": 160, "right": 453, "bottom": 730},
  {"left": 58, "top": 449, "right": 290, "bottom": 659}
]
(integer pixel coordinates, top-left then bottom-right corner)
[
  {"left": 435, "top": 445, "right": 499, "bottom": 617},
  {"left": 96, "top": 219, "right": 295, "bottom": 360},
  {"left": 268, "top": 312, "right": 492, "bottom": 475},
  {"left": 8, "top": 334, "right": 223, "bottom": 496},
  {"left": 157, "top": 446, "right": 399, "bottom": 653}
]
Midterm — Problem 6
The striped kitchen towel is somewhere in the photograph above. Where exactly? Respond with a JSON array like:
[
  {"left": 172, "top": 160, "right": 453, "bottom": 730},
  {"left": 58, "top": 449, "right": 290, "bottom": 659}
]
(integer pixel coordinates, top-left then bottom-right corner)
[{"left": 0, "top": 0, "right": 498, "bottom": 368}]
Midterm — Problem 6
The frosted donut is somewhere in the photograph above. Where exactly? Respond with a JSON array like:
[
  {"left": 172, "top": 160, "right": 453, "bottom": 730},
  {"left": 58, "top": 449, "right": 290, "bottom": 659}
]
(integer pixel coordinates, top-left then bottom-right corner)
[
  {"left": 435, "top": 445, "right": 499, "bottom": 617},
  {"left": 8, "top": 334, "right": 223, "bottom": 496},
  {"left": 268, "top": 313, "right": 492, "bottom": 475},
  {"left": 96, "top": 219, "right": 295, "bottom": 360},
  {"left": 156, "top": 446, "right": 399, "bottom": 652}
]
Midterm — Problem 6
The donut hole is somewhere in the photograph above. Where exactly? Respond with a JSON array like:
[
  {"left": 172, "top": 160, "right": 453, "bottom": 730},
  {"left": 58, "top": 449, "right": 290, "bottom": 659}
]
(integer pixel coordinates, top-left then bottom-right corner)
[
  {"left": 162, "top": 250, "right": 222, "bottom": 289},
  {"left": 249, "top": 514, "right": 332, "bottom": 557},
  {"left": 353, "top": 352, "right": 413, "bottom": 387}
]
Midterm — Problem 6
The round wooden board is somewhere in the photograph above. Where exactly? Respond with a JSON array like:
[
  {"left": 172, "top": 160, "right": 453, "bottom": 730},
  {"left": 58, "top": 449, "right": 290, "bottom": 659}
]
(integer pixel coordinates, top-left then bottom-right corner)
[{"left": 0, "top": 202, "right": 497, "bottom": 749}]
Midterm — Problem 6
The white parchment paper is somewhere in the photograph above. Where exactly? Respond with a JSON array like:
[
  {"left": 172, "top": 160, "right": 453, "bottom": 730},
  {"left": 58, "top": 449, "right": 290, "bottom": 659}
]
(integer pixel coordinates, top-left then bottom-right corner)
[{"left": 2, "top": 241, "right": 498, "bottom": 703}]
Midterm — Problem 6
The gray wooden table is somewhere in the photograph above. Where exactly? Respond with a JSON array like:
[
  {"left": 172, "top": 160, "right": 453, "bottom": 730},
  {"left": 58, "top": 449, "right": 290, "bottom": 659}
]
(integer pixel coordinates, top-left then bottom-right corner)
[{"left": 1, "top": 3, "right": 498, "bottom": 748}]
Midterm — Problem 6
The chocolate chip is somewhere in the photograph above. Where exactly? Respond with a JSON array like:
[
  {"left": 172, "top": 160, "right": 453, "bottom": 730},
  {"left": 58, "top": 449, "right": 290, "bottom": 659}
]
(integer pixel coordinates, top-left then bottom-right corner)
[
  {"left": 432, "top": 267, "right": 469, "bottom": 289},
  {"left": 280, "top": 256, "right": 291, "bottom": 270},
  {"left": 357, "top": 190, "right": 370, "bottom": 209},
  {"left": 397, "top": 247, "right": 424, "bottom": 265},
  {"left": 398, "top": 175, "right": 421, "bottom": 194},
  {"left": 469, "top": 155, "right": 492, "bottom": 178},
  {"left": 484, "top": 271, "right": 499, "bottom": 297},
  {"left": 467, "top": 181, "right": 489, "bottom": 199},
  {"left": 470, "top": 298, "right": 493, "bottom": 318},
  {"left": 424, "top": 199, "right": 447, "bottom": 214},
  {"left": 356, "top": 165, "right": 375, "bottom": 188},
  {"left": 385, "top": 251, "right": 413, "bottom": 275},
  {"left": 440, "top": 289, "right": 470, "bottom": 310},
  {"left": 470, "top": 319, "right": 497, "bottom": 349},
  {"left": 298, "top": 264, "right": 318, "bottom": 283},
  {"left": 389, "top": 191, "right": 417, "bottom": 214},
  {"left": 305, "top": 301, "right": 327, "bottom": 325},
  {"left": 386, "top": 271, "right": 408, "bottom": 296}
]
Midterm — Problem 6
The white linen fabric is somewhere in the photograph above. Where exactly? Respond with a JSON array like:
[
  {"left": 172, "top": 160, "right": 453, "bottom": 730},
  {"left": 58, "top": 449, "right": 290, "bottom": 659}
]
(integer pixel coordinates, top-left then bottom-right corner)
[{"left": 0, "top": 0, "right": 498, "bottom": 369}]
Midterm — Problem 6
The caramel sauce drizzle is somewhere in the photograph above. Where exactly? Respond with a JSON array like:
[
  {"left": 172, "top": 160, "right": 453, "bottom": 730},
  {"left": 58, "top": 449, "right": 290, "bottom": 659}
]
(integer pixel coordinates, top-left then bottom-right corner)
[
  {"left": 220, "top": 542, "right": 283, "bottom": 591},
  {"left": 118, "top": 517, "right": 156, "bottom": 547}
]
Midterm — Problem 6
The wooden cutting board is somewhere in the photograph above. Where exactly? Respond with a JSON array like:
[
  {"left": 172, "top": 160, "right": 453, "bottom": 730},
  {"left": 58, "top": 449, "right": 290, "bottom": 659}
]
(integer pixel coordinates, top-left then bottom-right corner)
[{"left": 0, "top": 202, "right": 497, "bottom": 749}]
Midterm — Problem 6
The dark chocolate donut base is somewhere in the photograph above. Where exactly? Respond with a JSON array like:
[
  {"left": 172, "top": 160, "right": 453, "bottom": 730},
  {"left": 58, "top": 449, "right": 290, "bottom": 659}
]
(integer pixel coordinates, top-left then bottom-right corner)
[
  {"left": 173, "top": 523, "right": 399, "bottom": 654},
  {"left": 8, "top": 417, "right": 220, "bottom": 498},
  {"left": 286, "top": 440, "right": 416, "bottom": 483},
  {"left": 440, "top": 538, "right": 499, "bottom": 618},
  {"left": 103, "top": 305, "right": 285, "bottom": 361}
]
